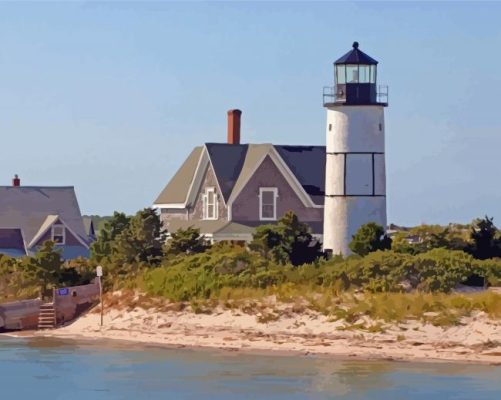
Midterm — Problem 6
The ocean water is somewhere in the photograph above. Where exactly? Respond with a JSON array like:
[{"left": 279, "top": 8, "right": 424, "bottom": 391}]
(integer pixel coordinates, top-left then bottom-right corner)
[{"left": 0, "top": 335, "right": 500, "bottom": 399}]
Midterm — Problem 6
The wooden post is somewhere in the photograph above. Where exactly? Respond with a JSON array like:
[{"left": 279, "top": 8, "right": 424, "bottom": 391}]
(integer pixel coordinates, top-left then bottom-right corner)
[
  {"left": 96, "top": 265, "right": 104, "bottom": 326},
  {"left": 98, "top": 276, "right": 103, "bottom": 326}
]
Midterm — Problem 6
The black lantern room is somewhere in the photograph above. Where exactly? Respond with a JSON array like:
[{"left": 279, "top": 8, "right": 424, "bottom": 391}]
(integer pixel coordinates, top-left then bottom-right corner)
[{"left": 324, "top": 42, "right": 387, "bottom": 106}]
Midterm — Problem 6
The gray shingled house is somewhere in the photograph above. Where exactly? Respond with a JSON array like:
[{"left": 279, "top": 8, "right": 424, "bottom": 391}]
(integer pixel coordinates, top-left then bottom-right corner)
[
  {"left": 153, "top": 110, "right": 326, "bottom": 243},
  {"left": 0, "top": 176, "right": 92, "bottom": 259}
]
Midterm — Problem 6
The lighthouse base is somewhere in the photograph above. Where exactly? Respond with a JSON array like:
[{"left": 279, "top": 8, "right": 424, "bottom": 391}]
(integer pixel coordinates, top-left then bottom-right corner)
[{"left": 323, "top": 196, "right": 387, "bottom": 256}]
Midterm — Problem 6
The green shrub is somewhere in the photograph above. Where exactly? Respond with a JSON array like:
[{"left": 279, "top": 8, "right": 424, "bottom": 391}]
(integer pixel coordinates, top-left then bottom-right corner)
[
  {"left": 349, "top": 222, "right": 392, "bottom": 256},
  {"left": 319, "top": 249, "right": 501, "bottom": 293},
  {"left": 137, "top": 244, "right": 501, "bottom": 302}
]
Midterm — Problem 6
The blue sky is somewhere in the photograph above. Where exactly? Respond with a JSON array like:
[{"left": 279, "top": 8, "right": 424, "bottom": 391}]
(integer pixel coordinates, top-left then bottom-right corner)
[{"left": 1, "top": 1, "right": 501, "bottom": 226}]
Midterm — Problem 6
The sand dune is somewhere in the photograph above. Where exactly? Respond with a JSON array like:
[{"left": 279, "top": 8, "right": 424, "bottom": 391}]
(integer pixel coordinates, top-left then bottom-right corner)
[{"left": 32, "top": 295, "right": 501, "bottom": 365}]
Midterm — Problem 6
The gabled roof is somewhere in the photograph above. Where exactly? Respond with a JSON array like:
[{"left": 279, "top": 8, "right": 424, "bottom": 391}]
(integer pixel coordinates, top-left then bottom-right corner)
[
  {"left": 0, "top": 186, "right": 89, "bottom": 248},
  {"left": 0, "top": 228, "right": 27, "bottom": 257},
  {"left": 82, "top": 216, "right": 95, "bottom": 237},
  {"left": 29, "top": 214, "right": 60, "bottom": 248},
  {"left": 205, "top": 143, "right": 248, "bottom": 202},
  {"left": 154, "top": 143, "right": 327, "bottom": 209},
  {"left": 28, "top": 215, "right": 89, "bottom": 249},
  {"left": 227, "top": 144, "right": 273, "bottom": 204},
  {"left": 154, "top": 147, "right": 203, "bottom": 205},
  {"left": 274, "top": 145, "right": 326, "bottom": 205}
]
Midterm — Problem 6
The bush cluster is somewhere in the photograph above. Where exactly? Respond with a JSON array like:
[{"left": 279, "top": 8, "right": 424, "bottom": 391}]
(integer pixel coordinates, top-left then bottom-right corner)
[
  {"left": 140, "top": 245, "right": 501, "bottom": 301},
  {"left": 320, "top": 248, "right": 501, "bottom": 293},
  {"left": 0, "top": 242, "right": 94, "bottom": 301},
  {"left": 5, "top": 209, "right": 501, "bottom": 304}
]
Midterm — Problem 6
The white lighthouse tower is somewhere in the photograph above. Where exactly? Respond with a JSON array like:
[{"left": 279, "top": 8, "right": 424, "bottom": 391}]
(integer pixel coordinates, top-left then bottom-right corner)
[{"left": 323, "top": 42, "right": 388, "bottom": 256}]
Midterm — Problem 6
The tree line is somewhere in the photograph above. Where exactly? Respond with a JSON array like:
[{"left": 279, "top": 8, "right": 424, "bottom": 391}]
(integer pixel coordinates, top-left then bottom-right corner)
[{"left": 1, "top": 208, "right": 501, "bottom": 300}]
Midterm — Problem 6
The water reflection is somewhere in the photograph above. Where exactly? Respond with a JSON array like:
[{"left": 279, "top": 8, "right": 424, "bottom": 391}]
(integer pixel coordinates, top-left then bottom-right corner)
[{"left": 0, "top": 335, "right": 500, "bottom": 399}]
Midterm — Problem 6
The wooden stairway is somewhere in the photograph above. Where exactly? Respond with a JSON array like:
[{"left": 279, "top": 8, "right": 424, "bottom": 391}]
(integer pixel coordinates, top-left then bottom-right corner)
[{"left": 38, "top": 303, "right": 56, "bottom": 330}]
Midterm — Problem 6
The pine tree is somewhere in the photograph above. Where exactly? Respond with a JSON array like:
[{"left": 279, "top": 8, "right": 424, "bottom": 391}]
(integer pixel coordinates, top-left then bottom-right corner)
[
  {"left": 349, "top": 222, "right": 392, "bottom": 256},
  {"left": 113, "top": 208, "right": 167, "bottom": 265},
  {"left": 164, "top": 226, "right": 210, "bottom": 256},
  {"left": 250, "top": 211, "right": 322, "bottom": 266}
]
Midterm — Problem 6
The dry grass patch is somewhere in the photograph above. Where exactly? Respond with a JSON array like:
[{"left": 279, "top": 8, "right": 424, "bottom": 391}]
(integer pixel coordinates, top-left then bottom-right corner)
[{"left": 256, "top": 311, "right": 280, "bottom": 324}]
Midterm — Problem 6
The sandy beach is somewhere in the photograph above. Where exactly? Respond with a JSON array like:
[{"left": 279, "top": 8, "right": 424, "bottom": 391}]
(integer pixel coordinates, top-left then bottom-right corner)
[{"left": 14, "top": 292, "right": 498, "bottom": 365}]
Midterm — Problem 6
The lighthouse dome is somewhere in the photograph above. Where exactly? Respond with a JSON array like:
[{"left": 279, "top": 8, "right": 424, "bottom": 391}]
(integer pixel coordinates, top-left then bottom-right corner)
[{"left": 335, "top": 42, "right": 378, "bottom": 65}]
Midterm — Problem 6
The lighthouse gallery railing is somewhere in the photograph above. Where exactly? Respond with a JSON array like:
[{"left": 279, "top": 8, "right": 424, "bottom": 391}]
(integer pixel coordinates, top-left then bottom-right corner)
[{"left": 323, "top": 85, "right": 389, "bottom": 106}]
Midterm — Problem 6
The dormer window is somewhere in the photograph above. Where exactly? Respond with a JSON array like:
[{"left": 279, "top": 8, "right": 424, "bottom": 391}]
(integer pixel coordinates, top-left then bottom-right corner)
[
  {"left": 52, "top": 224, "right": 66, "bottom": 244},
  {"left": 202, "top": 187, "right": 218, "bottom": 220},
  {"left": 259, "top": 188, "right": 278, "bottom": 221}
]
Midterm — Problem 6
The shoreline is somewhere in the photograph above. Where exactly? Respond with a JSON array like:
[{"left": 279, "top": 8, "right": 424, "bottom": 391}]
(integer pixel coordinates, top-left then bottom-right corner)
[
  {"left": 3, "top": 304, "right": 501, "bottom": 366},
  {"left": 5, "top": 330, "right": 500, "bottom": 366},
  {"left": 4, "top": 330, "right": 494, "bottom": 366}
]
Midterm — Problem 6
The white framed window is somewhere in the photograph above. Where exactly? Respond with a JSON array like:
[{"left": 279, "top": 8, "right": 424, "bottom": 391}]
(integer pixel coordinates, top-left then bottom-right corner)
[
  {"left": 202, "top": 187, "right": 218, "bottom": 220},
  {"left": 52, "top": 224, "right": 66, "bottom": 244},
  {"left": 259, "top": 187, "right": 278, "bottom": 221}
]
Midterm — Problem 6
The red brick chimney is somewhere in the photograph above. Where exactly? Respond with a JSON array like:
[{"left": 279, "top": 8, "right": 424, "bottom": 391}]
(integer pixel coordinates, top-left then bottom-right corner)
[
  {"left": 12, "top": 174, "right": 20, "bottom": 187},
  {"left": 227, "top": 109, "right": 242, "bottom": 145}
]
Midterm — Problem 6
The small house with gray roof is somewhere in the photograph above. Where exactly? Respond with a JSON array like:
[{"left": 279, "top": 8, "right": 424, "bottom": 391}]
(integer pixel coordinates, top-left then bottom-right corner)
[
  {"left": 153, "top": 110, "right": 326, "bottom": 242},
  {"left": 0, "top": 176, "right": 92, "bottom": 259}
]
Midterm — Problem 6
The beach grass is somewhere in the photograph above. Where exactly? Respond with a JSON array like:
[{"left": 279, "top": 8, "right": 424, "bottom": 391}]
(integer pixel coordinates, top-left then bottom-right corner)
[{"left": 98, "top": 284, "right": 501, "bottom": 328}]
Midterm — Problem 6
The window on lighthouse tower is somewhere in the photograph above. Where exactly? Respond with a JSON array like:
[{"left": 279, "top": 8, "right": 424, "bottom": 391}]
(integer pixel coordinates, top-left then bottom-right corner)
[
  {"left": 346, "top": 65, "right": 359, "bottom": 83},
  {"left": 336, "top": 65, "right": 346, "bottom": 84},
  {"left": 336, "top": 64, "right": 377, "bottom": 85}
]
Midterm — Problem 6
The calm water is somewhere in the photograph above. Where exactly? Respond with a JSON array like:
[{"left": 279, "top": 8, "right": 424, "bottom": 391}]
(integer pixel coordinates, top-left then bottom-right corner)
[{"left": 0, "top": 335, "right": 500, "bottom": 399}]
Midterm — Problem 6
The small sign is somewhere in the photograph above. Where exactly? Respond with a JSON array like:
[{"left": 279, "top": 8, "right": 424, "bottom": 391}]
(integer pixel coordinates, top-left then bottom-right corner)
[
  {"left": 57, "top": 288, "right": 69, "bottom": 296},
  {"left": 96, "top": 265, "right": 103, "bottom": 277}
]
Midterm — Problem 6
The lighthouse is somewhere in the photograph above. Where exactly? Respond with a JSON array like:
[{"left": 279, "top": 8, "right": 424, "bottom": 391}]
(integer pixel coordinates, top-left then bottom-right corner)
[{"left": 322, "top": 42, "right": 388, "bottom": 256}]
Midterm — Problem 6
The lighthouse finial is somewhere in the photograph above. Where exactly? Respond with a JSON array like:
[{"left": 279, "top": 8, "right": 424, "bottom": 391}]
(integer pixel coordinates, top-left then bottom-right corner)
[{"left": 352, "top": 41, "right": 359, "bottom": 49}]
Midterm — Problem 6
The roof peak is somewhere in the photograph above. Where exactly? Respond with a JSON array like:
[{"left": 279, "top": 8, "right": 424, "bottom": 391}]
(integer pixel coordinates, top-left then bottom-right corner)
[{"left": 335, "top": 42, "right": 378, "bottom": 65}]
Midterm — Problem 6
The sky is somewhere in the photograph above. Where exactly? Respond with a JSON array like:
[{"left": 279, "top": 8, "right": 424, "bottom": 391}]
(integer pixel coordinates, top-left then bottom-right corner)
[{"left": 1, "top": 1, "right": 501, "bottom": 226}]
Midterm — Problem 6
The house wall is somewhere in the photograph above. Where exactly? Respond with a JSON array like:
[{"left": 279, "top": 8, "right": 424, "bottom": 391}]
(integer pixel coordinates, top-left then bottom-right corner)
[
  {"left": 32, "top": 224, "right": 89, "bottom": 259},
  {"left": 161, "top": 209, "right": 188, "bottom": 221},
  {"left": 36, "top": 225, "right": 84, "bottom": 246},
  {"left": 231, "top": 155, "right": 323, "bottom": 223},
  {"left": 190, "top": 163, "right": 227, "bottom": 220},
  {"left": 160, "top": 163, "right": 227, "bottom": 227},
  {"left": 159, "top": 209, "right": 188, "bottom": 232}
]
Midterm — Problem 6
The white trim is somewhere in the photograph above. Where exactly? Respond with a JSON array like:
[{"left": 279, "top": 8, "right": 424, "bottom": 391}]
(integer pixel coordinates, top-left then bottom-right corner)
[
  {"left": 269, "top": 147, "right": 322, "bottom": 208},
  {"left": 153, "top": 148, "right": 207, "bottom": 210},
  {"left": 28, "top": 217, "right": 90, "bottom": 249},
  {"left": 204, "top": 144, "right": 228, "bottom": 207},
  {"left": 203, "top": 187, "right": 218, "bottom": 220},
  {"left": 227, "top": 146, "right": 322, "bottom": 211},
  {"left": 312, "top": 234, "right": 324, "bottom": 242},
  {"left": 259, "top": 187, "right": 278, "bottom": 221},
  {"left": 186, "top": 149, "right": 210, "bottom": 207},
  {"left": 227, "top": 149, "right": 269, "bottom": 206},
  {"left": 152, "top": 203, "right": 186, "bottom": 209},
  {"left": 51, "top": 224, "right": 66, "bottom": 245},
  {"left": 212, "top": 233, "right": 253, "bottom": 242}
]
